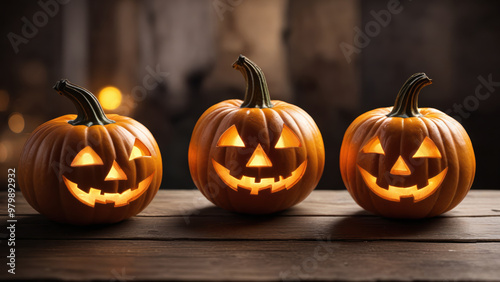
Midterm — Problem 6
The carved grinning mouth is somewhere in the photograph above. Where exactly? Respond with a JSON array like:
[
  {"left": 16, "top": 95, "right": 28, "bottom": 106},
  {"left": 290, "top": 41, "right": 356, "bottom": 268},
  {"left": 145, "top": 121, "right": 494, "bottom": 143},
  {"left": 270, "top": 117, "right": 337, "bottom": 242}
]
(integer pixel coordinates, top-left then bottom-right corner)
[
  {"left": 62, "top": 174, "right": 154, "bottom": 207},
  {"left": 358, "top": 166, "right": 447, "bottom": 202},
  {"left": 212, "top": 160, "right": 307, "bottom": 195}
]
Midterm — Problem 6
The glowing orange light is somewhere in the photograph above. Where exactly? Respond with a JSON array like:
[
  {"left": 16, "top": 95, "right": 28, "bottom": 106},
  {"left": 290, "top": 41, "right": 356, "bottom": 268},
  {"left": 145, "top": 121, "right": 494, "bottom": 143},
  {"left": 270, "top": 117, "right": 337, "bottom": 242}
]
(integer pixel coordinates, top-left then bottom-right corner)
[
  {"left": 246, "top": 144, "right": 272, "bottom": 167},
  {"left": 390, "top": 156, "right": 412, "bottom": 176},
  {"left": 217, "top": 125, "right": 245, "bottom": 147},
  {"left": 105, "top": 160, "right": 127, "bottom": 181},
  {"left": 413, "top": 137, "right": 442, "bottom": 158},
  {"left": 63, "top": 173, "right": 154, "bottom": 207},
  {"left": 71, "top": 146, "right": 103, "bottom": 167},
  {"left": 8, "top": 112, "right": 24, "bottom": 133},
  {"left": 275, "top": 125, "right": 301, "bottom": 148},
  {"left": 98, "top": 86, "right": 122, "bottom": 110},
  {"left": 358, "top": 165, "right": 447, "bottom": 202},
  {"left": 129, "top": 139, "right": 151, "bottom": 160},
  {"left": 213, "top": 160, "right": 307, "bottom": 195},
  {"left": 361, "top": 136, "right": 385, "bottom": 155}
]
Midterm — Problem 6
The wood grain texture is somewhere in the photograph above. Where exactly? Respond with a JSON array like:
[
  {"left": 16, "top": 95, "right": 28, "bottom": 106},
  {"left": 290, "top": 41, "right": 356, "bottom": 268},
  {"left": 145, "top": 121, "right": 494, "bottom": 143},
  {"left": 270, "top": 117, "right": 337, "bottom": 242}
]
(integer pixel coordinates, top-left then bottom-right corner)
[
  {"left": 6, "top": 240, "right": 500, "bottom": 281},
  {"left": 8, "top": 214, "right": 500, "bottom": 242},
  {"left": 2, "top": 190, "right": 499, "bottom": 217},
  {"left": 1, "top": 190, "right": 499, "bottom": 281}
]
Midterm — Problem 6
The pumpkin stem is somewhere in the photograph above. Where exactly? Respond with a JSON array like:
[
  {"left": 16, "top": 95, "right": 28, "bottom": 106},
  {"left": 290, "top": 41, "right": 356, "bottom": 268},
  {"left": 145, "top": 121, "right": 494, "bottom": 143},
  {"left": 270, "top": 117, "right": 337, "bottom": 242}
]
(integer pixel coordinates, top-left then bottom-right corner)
[
  {"left": 387, "top": 73, "right": 432, "bottom": 118},
  {"left": 53, "top": 79, "right": 115, "bottom": 126},
  {"left": 233, "top": 55, "right": 274, "bottom": 108}
]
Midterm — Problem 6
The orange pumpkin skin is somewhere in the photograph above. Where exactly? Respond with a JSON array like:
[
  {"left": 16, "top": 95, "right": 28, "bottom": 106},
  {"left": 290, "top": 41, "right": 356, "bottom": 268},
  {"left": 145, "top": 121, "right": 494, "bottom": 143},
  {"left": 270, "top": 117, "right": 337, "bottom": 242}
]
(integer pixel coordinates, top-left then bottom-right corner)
[
  {"left": 340, "top": 73, "right": 475, "bottom": 218},
  {"left": 19, "top": 80, "right": 162, "bottom": 225},
  {"left": 189, "top": 56, "right": 325, "bottom": 214}
]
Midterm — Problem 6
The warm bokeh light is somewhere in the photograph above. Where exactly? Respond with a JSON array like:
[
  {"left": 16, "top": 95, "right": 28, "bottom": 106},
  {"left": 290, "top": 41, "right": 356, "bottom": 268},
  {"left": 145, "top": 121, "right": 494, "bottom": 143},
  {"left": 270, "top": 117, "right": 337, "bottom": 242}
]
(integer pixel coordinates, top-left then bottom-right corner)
[
  {"left": 98, "top": 86, "right": 122, "bottom": 110},
  {"left": 0, "top": 90, "right": 9, "bottom": 111},
  {"left": 8, "top": 112, "right": 25, "bottom": 133}
]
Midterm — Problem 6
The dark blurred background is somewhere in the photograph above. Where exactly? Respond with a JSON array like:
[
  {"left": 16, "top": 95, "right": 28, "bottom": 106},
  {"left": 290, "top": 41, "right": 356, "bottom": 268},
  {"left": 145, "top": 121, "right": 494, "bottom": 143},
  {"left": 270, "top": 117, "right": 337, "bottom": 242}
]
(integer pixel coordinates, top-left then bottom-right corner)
[{"left": 1, "top": 0, "right": 499, "bottom": 190}]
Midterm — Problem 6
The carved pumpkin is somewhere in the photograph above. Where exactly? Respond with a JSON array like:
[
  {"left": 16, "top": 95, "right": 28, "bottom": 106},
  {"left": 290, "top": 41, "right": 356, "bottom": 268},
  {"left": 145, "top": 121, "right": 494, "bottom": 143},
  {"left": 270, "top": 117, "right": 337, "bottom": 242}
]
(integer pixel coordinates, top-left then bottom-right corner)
[
  {"left": 18, "top": 80, "right": 162, "bottom": 225},
  {"left": 189, "top": 55, "right": 325, "bottom": 214},
  {"left": 340, "top": 73, "right": 475, "bottom": 218}
]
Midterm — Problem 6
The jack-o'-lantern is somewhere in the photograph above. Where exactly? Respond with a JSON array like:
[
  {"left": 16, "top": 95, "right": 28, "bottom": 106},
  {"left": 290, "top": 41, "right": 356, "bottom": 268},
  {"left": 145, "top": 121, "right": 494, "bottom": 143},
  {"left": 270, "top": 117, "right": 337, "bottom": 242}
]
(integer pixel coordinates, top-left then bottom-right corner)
[
  {"left": 340, "top": 73, "right": 475, "bottom": 218},
  {"left": 18, "top": 80, "right": 162, "bottom": 225},
  {"left": 189, "top": 55, "right": 325, "bottom": 214}
]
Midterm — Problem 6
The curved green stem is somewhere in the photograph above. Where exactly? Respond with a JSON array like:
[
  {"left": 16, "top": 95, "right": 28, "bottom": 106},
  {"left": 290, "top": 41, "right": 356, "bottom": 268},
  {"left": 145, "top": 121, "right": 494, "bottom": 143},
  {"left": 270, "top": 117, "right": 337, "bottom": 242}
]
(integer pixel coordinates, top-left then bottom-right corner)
[
  {"left": 232, "top": 55, "right": 274, "bottom": 108},
  {"left": 53, "top": 79, "right": 115, "bottom": 126},
  {"left": 387, "top": 73, "right": 432, "bottom": 118}
]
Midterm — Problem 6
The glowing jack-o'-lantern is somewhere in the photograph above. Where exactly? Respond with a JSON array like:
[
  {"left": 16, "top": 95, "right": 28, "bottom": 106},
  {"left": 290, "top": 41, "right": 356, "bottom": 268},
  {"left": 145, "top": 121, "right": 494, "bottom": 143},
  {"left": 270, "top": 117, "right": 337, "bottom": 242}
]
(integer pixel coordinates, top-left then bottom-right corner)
[
  {"left": 189, "top": 55, "right": 325, "bottom": 214},
  {"left": 340, "top": 73, "right": 475, "bottom": 218},
  {"left": 19, "top": 80, "right": 162, "bottom": 225}
]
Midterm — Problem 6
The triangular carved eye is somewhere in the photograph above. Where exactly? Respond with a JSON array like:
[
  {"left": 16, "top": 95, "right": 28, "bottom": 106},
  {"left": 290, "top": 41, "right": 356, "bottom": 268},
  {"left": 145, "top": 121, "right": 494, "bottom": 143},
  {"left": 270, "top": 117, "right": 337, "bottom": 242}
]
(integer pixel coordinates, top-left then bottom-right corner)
[
  {"left": 413, "top": 137, "right": 442, "bottom": 158},
  {"left": 217, "top": 125, "right": 245, "bottom": 147},
  {"left": 361, "top": 137, "right": 385, "bottom": 155},
  {"left": 275, "top": 125, "right": 301, "bottom": 148},
  {"left": 129, "top": 139, "right": 151, "bottom": 161},
  {"left": 71, "top": 146, "right": 103, "bottom": 167}
]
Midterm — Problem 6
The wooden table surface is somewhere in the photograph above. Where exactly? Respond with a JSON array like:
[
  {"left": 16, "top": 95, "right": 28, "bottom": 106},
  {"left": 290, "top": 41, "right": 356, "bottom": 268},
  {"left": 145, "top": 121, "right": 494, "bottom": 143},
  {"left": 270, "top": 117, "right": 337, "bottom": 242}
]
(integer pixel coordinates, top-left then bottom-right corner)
[{"left": 1, "top": 190, "right": 499, "bottom": 281}]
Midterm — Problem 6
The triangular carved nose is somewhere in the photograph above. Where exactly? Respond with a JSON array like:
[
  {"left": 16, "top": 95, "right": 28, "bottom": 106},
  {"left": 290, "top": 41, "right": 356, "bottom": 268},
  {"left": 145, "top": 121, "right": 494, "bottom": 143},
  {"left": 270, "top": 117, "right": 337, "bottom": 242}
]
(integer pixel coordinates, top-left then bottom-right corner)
[
  {"left": 246, "top": 144, "right": 273, "bottom": 167},
  {"left": 390, "top": 156, "right": 411, "bottom": 176},
  {"left": 105, "top": 160, "right": 128, "bottom": 181}
]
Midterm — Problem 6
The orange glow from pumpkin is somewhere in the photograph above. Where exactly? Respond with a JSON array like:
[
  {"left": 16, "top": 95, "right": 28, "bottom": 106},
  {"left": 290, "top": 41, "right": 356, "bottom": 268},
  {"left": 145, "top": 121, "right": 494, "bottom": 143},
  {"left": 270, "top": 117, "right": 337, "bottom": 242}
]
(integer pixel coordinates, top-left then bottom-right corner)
[
  {"left": 71, "top": 146, "right": 103, "bottom": 167},
  {"left": 390, "top": 156, "right": 412, "bottom": 176},
  {"left": 413, "top": 137, "right": 442, "bottom": 158},
  {"left": 213, "top": 124, "right": 308, "bottom": 195},
  {"left": 275, "top": 125, "right": 301, "bottom": 148},
  {"left": 217, "top": 125, "right": 245, "bottom": 147},
  {"left": 213, "top": 160, "right": 307, "bottom": 195},
  {"left": 105, "top": 160, "right": 128, "bottom": 181},
  {"left": 361, "top": 136, "right": 385, "bottom": 155},
  {"left": 358, "top": 136, "right": 447, "bottom": 202},
  {"left": 98, "top": 86, "right": 122, "bottom": 110},
  {"left": 246, "top": 144, "right": 273, "bottom": 167},
  {"left": 358, "top": 166, "right": 447, "bottom": 202},
  {"left": 129, "top": 139, "right": 151, "bottom": 160},
  {"left": 63, "top": 173, "right": 154, "bottom": 207}
]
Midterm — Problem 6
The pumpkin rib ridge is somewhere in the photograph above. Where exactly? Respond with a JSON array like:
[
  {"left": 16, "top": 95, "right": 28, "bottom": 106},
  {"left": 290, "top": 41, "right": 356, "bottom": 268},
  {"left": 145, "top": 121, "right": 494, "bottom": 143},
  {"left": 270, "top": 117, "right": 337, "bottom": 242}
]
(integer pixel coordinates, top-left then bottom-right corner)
[
  {"left": 413, "top": 116, "right": 439, "bottom": 218},
  {"left": 424, "top": 116, "right": 457, "bottom": 216},
  {"left": 209, "top": 106, "right": 237, "bottom": 207},
  {"left": 360, "top": 115, "right": 387, "bottom": 213},
  {"left": 439, "top": 117, "right": 468, "bottom": 213},
  {"left": 60, "top": 126, "right": 86, "bottom": 223},
  {"left": 419, "top": 116, "right": 444, "bottom": 217},
  {"left": 289, "top": 107, "right": 323, "bottom": 198},
  {"left": 46, "top": 125, "right": 72, "bottom": 220},
  {"left": 271, "top": 108, "right": 300, "bottom": 208},
  {"left": 113, "top": 125, "right": 138, "bottom": 216},
  {"left": 438, "top": 116, "right": 463, "bottom": 213},
  {"left": 291, "top": 108, "right": 320, "bottom": 184}
]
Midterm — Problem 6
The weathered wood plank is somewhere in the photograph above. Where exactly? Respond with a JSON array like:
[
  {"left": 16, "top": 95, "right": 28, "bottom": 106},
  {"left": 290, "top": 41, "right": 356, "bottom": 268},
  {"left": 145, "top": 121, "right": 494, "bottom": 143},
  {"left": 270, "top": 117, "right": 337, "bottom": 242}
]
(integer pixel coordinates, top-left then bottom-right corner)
[
  {"left": 6, "top": 240, "right": 500, "bottom": 281},
  {"left": 2, "top": 190, "right": 499, "bottom": 217},
  {"left": 8, "top": 214, "right": 500, "bottom": 242}
]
